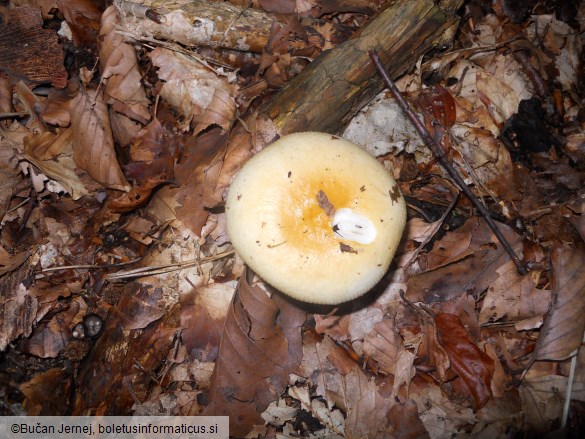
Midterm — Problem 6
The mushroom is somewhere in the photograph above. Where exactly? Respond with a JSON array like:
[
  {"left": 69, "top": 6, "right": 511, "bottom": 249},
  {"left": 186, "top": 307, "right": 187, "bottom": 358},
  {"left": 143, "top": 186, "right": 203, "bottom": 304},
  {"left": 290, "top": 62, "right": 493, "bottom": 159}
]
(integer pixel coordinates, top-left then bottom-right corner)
[{"left": 225, "top": 132, "right": 406, "bottom": 304}]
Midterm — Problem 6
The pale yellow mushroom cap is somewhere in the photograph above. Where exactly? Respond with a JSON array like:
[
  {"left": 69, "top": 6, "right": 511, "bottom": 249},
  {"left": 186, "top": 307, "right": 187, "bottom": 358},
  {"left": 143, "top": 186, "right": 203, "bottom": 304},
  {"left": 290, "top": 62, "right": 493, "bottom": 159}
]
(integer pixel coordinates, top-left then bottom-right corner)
[{"left": 225, "top": 132, "right": 406, "bottom": 304}]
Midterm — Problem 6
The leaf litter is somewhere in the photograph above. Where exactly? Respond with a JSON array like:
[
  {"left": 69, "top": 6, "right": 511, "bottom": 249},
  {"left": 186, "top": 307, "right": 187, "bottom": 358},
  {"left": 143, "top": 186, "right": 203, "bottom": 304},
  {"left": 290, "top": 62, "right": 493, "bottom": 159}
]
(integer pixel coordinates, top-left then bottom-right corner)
[{"left": 1, "top": 0, "right": 585, "bottom": 437}]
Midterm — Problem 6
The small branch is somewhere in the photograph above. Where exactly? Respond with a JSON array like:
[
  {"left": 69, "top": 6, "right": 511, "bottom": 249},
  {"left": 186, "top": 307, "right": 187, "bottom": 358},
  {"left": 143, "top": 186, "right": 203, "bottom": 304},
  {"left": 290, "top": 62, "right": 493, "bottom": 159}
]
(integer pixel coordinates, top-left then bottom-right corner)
[
  {"left": 104, "top": 250, "right": 235, "bottom": 281},
  {"left": 369, "top": 49, "right": 527, "bottom": 276}
]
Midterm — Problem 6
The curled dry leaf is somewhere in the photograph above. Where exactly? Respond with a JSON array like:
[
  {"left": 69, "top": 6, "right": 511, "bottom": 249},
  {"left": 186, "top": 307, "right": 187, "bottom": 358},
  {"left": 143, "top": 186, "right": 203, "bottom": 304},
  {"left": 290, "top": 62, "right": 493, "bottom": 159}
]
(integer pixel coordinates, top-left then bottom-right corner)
[
  {"left": 150, "top": 48, "right": 237, "bottom": 134},
  {"left": 69, "top": 89, "right": 130, "bottom": 191},
  {"left": 203, "top": 271, "right": 305, "bottom": 437},
  {"left": 533, "top": 243, "right": 585, "bottom": 361},
  {"left": 435, "top": 313, "right": 494, "bottom": 410}
]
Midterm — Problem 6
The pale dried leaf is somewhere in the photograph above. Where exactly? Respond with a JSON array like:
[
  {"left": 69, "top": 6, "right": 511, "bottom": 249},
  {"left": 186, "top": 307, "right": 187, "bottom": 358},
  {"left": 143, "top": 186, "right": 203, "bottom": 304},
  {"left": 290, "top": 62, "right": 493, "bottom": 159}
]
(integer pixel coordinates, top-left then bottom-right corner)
[
  {"left": 533, "top": 243, "right": 585, "bottom": 361},
  {"left": 23, "top": 129, "right": 90, "bottom": 199},
  {"left": 150, "top": 48, "right": 237, "bottom": 133},
  {"left": 297, "top": 332, "right": 394, "bottom": 438},
  {"left": 0, "top": 283, "right": 37, "bottom": 351},
  {"left": 526, "top": 15, "right": 582, "bottom": 91},
  {"left": 99, "top": 6, "right": 150, "bottom": 123},
  {"left": 363, "top": 319, "right": 403, "bottom": 374},
  {"left": 479, "top": 259, "right": 551, "bottom": 324}
]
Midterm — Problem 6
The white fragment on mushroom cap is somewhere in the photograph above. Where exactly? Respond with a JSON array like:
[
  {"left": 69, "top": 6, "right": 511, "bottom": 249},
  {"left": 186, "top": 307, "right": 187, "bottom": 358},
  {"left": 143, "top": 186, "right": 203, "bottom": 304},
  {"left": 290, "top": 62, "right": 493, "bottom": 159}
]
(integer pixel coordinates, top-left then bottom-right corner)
[{"left": 332, "top": 208, "right": 377, "bottom": 245}]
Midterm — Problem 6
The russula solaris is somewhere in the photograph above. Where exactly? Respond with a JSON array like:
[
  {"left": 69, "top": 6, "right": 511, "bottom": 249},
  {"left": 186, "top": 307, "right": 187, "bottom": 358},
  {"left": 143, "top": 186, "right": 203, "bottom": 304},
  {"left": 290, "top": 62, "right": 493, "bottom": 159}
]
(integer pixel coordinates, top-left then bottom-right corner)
[{"left": 225, "top": 132, "right": 406, "bottom": 304}]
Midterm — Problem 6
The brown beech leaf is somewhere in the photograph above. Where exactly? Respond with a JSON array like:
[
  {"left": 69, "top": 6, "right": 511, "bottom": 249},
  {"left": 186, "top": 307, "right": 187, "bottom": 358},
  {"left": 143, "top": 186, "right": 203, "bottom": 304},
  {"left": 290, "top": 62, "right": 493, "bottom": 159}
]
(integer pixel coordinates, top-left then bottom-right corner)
[
  {"left": 363, "top": 318, "right": 405, "bottom": 375},
  {"left": 69, "top": 89, "right": 130, "bottom": 191},
  {"left": 387, "top": 399, "right": 431, "bottom": 439},
  {"left": 56, "top": 0, "right": 101, "bottom": 47},
  {"left": 519, "top": 373, "right": 585, "bottom": 433},
  {"left": 533, "top": 243, "right": 585, "bottom": 361},
  {"left": 435, "top": 313, "right": 494, "bottom": 410},
  {"left": 415, "top": 84, "right": 457, "bottom": 128},
  {"left": 174, "top": 127, "right": 228, "bottom": 235},
  {"left": 20, "top": 296, "right": 86, "bottom": 358},
  {"left": 406, "top": 218, "right": 523, "bottom": 304},
  {"left": 98, "top": 6, "right": 151, "bottom": 124},
  {"left": 203, "top": 271, "right": 305, "bottom": 437},
  {"left": 20, "top": 368, "right": 71, "bottom": 415},
  {"left": 479, "top": 258, "right": 551, "bottom": 325},
  {"left": 180, "top": 282, "right": 235, "bottom": 362},
  {"left": 111, "top": 283, "right": 166, "bottom": 330},
  {"left": 124, "top": 118, "right": 178, "bottom": 184},
  {"left": 0, "top": 248, "right": 30, "bottom": 276}
]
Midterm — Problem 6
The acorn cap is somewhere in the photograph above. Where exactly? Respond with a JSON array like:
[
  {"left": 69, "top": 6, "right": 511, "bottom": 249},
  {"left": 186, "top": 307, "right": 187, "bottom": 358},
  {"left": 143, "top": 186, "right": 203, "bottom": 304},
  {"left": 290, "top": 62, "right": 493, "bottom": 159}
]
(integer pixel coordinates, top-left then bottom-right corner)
[{"left": 225, "top": 132, "right": 406, "bottom": 304}]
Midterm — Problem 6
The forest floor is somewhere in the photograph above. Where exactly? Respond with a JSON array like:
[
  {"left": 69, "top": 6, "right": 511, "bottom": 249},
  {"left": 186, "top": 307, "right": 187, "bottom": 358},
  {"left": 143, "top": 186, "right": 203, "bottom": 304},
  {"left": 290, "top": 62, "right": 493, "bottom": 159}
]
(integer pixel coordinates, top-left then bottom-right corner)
[{"left": 1, "top": 0, "right": 585, "bottom": 438}]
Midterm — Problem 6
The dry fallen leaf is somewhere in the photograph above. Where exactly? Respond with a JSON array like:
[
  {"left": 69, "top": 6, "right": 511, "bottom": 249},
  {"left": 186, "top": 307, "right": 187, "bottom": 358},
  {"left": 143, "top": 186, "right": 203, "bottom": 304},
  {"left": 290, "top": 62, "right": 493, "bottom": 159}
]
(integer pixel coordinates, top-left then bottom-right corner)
[
  {"left": 533, "top": 243, "right": 585, "bottom": 361},
  {"left": 203, "top": 271, "right": 305, "bottom": 436},
  {"left": 23, "top": 129, "right": 90, "bottom": 199},
  {"left": 387, "top": 399, "right": 431, "bottom": 439},
  {"left": 98, "top": 5, "right": 150, "bottom": 124},
  {"left": 150, "top": 47, "right": 237, "bottom": 134},
  {"left": 20, "top": 368, "right": 71, "bottom": 415},
  {"left": 69, "top": 88, "right": 130, "bottom": 191},
  {"left": 435, "top": 313, "right": 494, "bottom": 410},
  {"left": 479, "top": 259, "right": 551, "bottom": 325}
]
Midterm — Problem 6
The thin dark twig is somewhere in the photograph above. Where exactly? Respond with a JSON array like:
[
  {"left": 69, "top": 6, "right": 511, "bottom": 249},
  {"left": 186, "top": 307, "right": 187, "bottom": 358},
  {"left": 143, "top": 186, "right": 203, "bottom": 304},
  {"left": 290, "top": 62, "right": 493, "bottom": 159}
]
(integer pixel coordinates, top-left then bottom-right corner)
[{"left": 369, "top": 49, "right": 527, "bottom": 276}]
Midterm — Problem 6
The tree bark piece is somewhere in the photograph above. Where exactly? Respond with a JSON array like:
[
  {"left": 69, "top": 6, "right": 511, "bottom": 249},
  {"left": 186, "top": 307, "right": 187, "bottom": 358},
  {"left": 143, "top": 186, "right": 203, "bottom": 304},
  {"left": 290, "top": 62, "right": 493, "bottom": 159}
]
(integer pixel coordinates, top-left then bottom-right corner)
[{"left": 260, "top": 0, "right": 464, "bottom": 135}]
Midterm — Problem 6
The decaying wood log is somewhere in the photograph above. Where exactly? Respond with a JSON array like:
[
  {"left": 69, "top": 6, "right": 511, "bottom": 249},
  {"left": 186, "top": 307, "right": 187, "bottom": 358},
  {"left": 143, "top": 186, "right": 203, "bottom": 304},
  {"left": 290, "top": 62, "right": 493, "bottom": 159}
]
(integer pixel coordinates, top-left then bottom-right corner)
[
  {"left": 115, "top": 0, "right": 352, "bottom": 54},
  {"left": 214, "top": 0, "right": 464, "bottom": 200}
]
